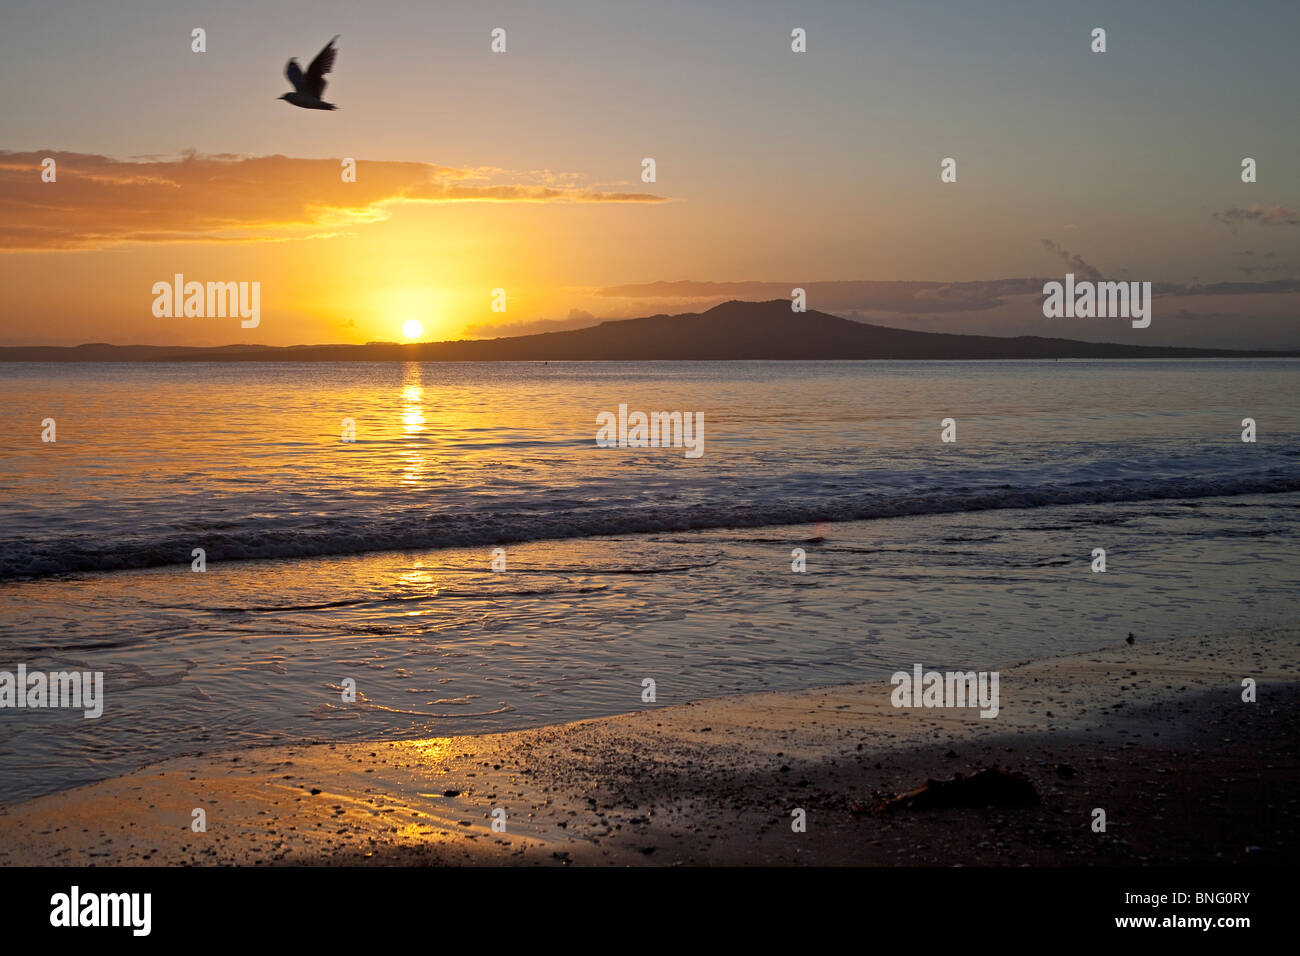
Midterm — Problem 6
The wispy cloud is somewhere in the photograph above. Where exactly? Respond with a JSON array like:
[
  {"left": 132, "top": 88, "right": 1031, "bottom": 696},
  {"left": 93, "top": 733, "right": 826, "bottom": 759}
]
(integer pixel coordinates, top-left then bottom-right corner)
[
  {"left": 595, "top": 279, "right": 1034, "bottom": 313},
  {"left": 0, "top": 150, "right": 669, "bottom": 251},
  {"left": 594, "top": 277, "right": 1300, "bottom": 318},
  {"left": 463, "top": 309, "right": 603, "bottom": 339},
  {"left": 1171, "top": 308, "right": 1239, "bottom": 322},
  {"left": 1212, "top": 204, "right": 1300, "bottom": 228},
  {"left": 1039, "top": 239, "right": 1104, "bottom": 281}
]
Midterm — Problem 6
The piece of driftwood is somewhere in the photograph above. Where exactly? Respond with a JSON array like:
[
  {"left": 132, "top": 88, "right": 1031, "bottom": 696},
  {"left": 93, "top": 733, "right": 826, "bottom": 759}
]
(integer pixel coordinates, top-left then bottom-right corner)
[{"left": 876, "top": 767, "right": 1040, "bottom": 813}]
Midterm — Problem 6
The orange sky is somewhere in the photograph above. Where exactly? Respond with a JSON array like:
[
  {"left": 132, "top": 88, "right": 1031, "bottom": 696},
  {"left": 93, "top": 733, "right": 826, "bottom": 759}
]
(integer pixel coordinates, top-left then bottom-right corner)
[{"left": 1, "top": 1, "right": 1297, "bottom": 348}]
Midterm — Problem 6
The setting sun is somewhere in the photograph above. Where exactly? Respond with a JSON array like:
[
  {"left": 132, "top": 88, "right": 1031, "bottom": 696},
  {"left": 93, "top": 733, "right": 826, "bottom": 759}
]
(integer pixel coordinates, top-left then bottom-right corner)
[{"left": 401, "top": 319, "right": 423, "bottom": 340}]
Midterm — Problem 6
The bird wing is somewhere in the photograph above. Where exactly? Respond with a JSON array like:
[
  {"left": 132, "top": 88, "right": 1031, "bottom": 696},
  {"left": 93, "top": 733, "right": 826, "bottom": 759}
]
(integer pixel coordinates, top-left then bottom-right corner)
[
  {"left": 285, "top": 59, "right": 306, "bottom": 93},
  {"left": 304, "top": 36, "right": 339, "bottom": 99}
]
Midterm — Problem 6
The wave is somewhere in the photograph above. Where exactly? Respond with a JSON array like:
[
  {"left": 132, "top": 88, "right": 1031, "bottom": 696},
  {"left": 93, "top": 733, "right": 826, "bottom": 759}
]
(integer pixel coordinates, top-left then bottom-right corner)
[{"left": 3, "top": 469, "right": 1298, "bottom": 581}]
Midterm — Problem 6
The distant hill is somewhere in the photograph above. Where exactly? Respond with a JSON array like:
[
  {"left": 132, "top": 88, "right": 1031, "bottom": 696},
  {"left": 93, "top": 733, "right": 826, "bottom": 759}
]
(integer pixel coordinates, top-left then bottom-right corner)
[{"left": 3, "top": 300, "right": 1295, "bottom": 361}]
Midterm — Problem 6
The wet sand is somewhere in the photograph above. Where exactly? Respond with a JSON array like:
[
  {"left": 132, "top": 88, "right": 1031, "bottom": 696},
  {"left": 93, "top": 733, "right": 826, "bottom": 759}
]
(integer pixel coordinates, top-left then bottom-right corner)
[{"left": 2, "top": 626, "right": 1295, "bottom": 866}]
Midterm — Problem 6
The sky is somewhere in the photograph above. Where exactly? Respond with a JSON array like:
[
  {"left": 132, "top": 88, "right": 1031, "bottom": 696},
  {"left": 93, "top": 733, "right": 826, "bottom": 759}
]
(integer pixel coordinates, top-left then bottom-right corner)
[{"left": 0, "top": 0, "right": 1297, "bottom": 347}]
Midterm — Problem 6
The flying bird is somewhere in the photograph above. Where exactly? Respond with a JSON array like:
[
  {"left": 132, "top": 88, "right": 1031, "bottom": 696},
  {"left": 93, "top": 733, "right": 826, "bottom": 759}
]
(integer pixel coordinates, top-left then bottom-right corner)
[{"left": 279, "top": 36, "right": 340, "bottom": 110}]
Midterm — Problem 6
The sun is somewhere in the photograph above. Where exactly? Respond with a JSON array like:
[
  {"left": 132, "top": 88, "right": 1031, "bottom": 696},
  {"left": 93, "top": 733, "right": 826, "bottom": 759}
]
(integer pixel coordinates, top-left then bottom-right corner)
[{"left": 401, "top": 319, "right": 423, "bottom": 340}]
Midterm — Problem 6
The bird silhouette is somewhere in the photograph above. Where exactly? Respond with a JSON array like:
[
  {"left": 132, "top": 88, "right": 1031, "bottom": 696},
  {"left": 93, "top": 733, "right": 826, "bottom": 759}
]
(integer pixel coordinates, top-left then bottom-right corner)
[{"left": 279, "top": 36, "right": 340, "bottom": 110}]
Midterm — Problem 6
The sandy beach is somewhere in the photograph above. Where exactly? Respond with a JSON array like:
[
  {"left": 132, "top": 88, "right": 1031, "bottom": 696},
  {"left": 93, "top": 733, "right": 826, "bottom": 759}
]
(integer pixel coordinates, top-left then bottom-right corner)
[{"left": 2, "top": 625, "right": 1295, "bottom": 867}]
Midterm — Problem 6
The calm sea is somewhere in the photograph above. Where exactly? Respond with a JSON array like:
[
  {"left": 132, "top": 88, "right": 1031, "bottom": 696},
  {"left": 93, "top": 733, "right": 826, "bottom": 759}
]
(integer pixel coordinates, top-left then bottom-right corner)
[{"left": 0, "top": 359, "right": 1297, "bottom": 802}]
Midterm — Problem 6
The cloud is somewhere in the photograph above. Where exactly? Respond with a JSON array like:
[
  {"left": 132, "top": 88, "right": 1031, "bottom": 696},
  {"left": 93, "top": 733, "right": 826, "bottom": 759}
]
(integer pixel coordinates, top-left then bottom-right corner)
[
  {"left": 0, "top": 150, "right": 668, "bottom": 251},
  {"left": 462, "top": 309, "right": 603, "bottom": 339},
  {"left": 595, "top": 279, "right": 1035, "bottom": 313},
  {"left": 1039, "top": 239, "right": 1104, "bottom": 281},
  {"left": 590, "top": 277, "right": 1300, "bottom": 324},
  {"left": 1171, "top": 308, "right": 1240, "bottom": 322},
  {"left": 1212, "top": 205, "right": 1300, "bottom": 228},
  {"left": 1173, "top": 278, "right": 1300, "bottom": 294}
]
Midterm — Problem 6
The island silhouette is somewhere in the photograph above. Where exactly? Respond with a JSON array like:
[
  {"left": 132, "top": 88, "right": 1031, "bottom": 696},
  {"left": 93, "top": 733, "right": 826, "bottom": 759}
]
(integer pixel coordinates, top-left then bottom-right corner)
[{"left": 4, "top": 300, "right": 1294, "bottom": 361}]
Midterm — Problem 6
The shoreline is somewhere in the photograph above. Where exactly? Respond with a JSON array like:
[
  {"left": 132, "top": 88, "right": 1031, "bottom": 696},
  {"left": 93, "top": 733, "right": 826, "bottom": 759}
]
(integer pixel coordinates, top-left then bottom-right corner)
[
  {"left": 9, "top": 488, "right": 1299, "bottom": 586},
  {"left": 1, "top": 625, "right": 1296, "bottom": 866}
]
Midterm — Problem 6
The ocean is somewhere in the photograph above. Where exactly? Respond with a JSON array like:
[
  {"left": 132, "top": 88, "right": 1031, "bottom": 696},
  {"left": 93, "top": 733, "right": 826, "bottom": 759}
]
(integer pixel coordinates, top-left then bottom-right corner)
[{"left": 1, "top": 359, "right": 1297, "bottom": 803}]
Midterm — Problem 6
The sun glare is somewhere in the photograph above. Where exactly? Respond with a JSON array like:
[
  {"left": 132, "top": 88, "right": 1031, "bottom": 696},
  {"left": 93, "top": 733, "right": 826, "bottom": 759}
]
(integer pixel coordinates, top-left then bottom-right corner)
[{"left": 402, "top": 319, "right": 423, "bottom": 340}]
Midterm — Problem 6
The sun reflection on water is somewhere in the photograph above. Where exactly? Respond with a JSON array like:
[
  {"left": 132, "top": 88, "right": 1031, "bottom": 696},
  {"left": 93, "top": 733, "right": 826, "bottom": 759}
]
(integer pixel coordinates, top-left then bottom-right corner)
[{"left": 400, "top": 364, "right": 427, "bottom": 485}]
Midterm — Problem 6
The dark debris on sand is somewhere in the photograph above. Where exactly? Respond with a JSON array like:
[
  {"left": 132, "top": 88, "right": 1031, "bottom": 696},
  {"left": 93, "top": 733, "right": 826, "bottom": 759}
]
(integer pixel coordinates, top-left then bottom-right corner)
[{"left": 876, "top": 767, "right": 1040, "bottom": 813}]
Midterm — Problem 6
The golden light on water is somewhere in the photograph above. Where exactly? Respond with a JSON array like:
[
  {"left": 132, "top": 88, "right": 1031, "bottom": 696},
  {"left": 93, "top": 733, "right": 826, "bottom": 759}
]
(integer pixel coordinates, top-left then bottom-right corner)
[
  {"left": 400, "top": 365, "right": 427, "bottom": 486},
  {"left": 402, "top": 319, "right": 423, "bottom": 340}
]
